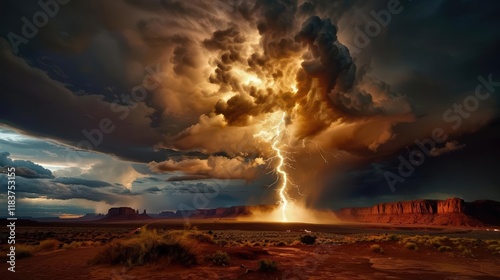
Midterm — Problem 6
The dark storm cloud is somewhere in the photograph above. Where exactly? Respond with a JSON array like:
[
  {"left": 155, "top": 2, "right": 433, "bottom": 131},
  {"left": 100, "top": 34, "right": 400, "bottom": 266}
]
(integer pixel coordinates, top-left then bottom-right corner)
[
  {"left": 349, "top": 0, "right": 500, "bottom": 112},
  {"left": 167, "top": 182, "right": 225, "bottom": 194},
  {"left": 0, "top": 174, "right": 120, "bottom": 204},
  {"left": 1, "top": 0, "right": 412, "bottom": 164},
  {"left": 295, "top": 16, "right": 355, "bottom": 92},
  {"left": 142, "top": 186, "right": 161, "bottom": 193},
  {"left": 317, "top": 121, "right": 500, "bottom": 210},
  {"left": 133, "top": 176, "right": 164, "bottom": 183},
  {"left": 0, "top": 37, "right": 169, "bottom": 163},
  {"left": 53, "top": 177, "right": 112, "bottom": 188},
  {"left": 0, "top": 152, "right": 54, "bottom": 179},
  {"left": 166, "top": 175, "right": 211, "bottom": 181}
]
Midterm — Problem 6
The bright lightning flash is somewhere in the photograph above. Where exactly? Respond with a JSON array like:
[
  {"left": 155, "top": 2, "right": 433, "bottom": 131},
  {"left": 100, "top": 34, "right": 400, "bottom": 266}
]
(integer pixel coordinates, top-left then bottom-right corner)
[
  {"left": 255, "top": 111, "right": 290, "bottom": 222},
  {"left": 272, "top": 112, "right": 289, "bottom": 222}
]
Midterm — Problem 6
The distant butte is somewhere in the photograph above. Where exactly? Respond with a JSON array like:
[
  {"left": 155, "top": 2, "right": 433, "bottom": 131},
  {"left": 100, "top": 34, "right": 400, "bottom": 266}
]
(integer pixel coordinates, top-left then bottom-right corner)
[
  {"left": 336, "top": 198, "right": 500, "bottom": 227},
  {"left": 97, "top": 207, "right": 151, "bottom": 222}
]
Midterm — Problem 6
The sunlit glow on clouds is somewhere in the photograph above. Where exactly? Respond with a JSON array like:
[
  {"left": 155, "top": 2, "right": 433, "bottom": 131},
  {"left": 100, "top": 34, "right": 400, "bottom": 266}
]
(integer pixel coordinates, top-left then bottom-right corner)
[
  {"left": 0, "top": 128, "right": 27, "bottom": 142},
  {"left": 9, "top": 158, "right": 74, "bottom": 172}
]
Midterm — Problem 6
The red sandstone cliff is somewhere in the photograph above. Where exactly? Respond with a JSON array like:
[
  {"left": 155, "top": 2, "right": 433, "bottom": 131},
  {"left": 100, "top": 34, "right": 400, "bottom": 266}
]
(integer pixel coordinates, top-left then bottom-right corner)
[{"left": 336, "top": 198, "right": 500, "bottom": 227}]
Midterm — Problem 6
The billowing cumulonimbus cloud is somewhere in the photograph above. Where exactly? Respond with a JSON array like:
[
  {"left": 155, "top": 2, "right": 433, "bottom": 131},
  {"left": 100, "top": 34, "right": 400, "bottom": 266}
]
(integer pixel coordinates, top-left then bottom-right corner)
[
  {"left": 0, "top": 0, "right": 421, "bottom": 183},
  {"left": 149, "top": 156, "right": 265, "bottom": 181},
  {"left": 0, "top": 0, "right": 414, "bottom": 162},
  {"left": 152, "top": 2, "right": 415, "bottom": 159}
]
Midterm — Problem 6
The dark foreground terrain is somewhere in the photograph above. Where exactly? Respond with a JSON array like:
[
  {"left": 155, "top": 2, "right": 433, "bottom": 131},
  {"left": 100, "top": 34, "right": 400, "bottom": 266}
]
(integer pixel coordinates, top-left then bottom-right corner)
[{"left": 1, "top": 220, "right": 499, "bottom": 279}]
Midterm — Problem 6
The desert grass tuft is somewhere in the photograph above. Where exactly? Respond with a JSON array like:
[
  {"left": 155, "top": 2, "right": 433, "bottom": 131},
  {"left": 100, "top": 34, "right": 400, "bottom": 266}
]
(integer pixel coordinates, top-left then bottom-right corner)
[
  {"left": 257, "top": 259, "right": 278, "bottom": 272},
  {"left": 38, "top": 239, "right": 60, "bottom": 251},
  {"left": 204, "top": 251, "right": 230, "bottom": 266},
  {"left": 405, "top": 242, "right": 418, "bottom": 250},
  {"left": 370, "top": 244, "right": 384, "bottom": 253}
]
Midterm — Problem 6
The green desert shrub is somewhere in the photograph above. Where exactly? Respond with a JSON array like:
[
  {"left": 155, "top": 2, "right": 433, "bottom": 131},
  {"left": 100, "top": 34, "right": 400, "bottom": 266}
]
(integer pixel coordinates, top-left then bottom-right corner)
[
  {"left": 204, "top": 251, "right": 230, "bottom": 266},
  {"left": 258, "top": 259, "right": 278, "bottom": 272}
]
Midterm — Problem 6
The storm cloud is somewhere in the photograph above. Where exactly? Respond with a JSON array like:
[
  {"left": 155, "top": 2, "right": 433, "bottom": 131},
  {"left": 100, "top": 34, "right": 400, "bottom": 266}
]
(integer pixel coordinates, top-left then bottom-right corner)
[
  {"left": 0, "top": 152, "right": 54, "bottom": 179},
  {"left": 0, "top": 0, "right": 499, "bottom": 216}
]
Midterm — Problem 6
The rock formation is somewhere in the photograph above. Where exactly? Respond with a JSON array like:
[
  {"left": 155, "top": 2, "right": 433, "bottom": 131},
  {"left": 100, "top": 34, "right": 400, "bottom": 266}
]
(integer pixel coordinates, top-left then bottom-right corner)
[
  {"left": 98, "top": 207, "right": 151, "bottom": 222},
  {"left": 336, "top": 198, "right": 500, "bottom": 227},
  {"left": 107, "top": 207, "right": 137, "bottom": 216},
  {"left": 156, "top": 205, "right": 277, "bottom": 219}
]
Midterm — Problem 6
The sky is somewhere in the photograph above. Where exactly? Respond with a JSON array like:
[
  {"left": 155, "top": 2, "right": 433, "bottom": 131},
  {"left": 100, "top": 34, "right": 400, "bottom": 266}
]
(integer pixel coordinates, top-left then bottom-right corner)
[{"left": 0, "top": 0, "right": 499, "bottom": 218}]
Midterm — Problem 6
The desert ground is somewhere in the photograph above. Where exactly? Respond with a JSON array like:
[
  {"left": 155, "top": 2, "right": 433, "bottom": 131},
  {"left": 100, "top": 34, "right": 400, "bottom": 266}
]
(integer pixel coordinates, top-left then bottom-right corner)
[{"left": 1, "top": 220, "right": 500, "bottom": 280}]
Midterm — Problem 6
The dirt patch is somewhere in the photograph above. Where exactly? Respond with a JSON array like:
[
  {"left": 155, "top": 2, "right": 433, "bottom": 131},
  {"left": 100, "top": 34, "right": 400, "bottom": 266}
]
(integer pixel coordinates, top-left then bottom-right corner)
[
  {"left": 2, "top": 241, "right": 499, "bottom": 280},
  {"left": 2, "top": 222, "right": 500, "bottom": 279}
]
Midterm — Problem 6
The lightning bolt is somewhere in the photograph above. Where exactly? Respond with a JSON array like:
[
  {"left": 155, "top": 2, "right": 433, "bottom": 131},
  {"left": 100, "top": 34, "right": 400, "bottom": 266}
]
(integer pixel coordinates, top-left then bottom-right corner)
[
  {"left": 254, "top": 111, "right": 290, "bottom": 222},
  {"left": 271, "top": 112, "right": 289, "bottom": 222}
]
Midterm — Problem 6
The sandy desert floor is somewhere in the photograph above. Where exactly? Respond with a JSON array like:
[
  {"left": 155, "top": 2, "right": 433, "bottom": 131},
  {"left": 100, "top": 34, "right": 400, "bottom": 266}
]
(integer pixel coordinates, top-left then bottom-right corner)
[{"left": 1, "top": 220, "right": 500, "bottom": 280}]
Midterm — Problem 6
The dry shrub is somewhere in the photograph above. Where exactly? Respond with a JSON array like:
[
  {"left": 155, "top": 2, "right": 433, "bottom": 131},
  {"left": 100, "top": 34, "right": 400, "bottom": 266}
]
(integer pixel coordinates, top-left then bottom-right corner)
[
  {"left": 370, "top": 244, "right": 384, "bottom": 253},
  {"left": 91, "top": 228, "right": 199, "bottom": 267},
  {"left": 258, "top": 259, "right": 278, "bottom": 272},
  {"left": 438, "top": 246, "right": 452, "bottom": 252},
  {"left": 300, "top": 235, "right": 317, "bottom": 245},
  {"left": 187, "top": 232, "right": 214, "bottom": 244},
  {"left": 405, "top": 242, "right": 418, "bottom": 250},
  {"left": 204, "top": 251, "right": 230, "bottom": 266},
  {"left": 38, "top": 239, "right": 59, "bottom": 251},
  {"left": 16, "top": 244, "right": 36, "bottom": 259}
]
